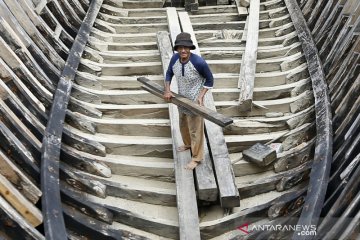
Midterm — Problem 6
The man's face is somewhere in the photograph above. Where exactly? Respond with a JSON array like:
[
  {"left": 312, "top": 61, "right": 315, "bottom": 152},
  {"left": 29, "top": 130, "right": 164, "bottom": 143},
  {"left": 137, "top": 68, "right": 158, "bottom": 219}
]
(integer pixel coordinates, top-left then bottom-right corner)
[{"left": 177, "top": 46, "right": 191, "bottom": 61}]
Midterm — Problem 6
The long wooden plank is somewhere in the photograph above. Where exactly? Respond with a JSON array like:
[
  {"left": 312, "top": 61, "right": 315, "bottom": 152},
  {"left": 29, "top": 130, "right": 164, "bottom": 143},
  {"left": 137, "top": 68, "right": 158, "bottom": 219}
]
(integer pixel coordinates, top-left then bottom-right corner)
[
  {"left": 138, "top": 77, "right": 233, "bottom": 127},
  {"left": 238, "top": 0, "right": 260, "bottom": 111},
  {"left": 178, "top": 11, "right": 240, "bottom": 207},
  {"left": 284, "top": 0, "right": 333, "bottom": 239},
  {"left": 41, "top": 1, "right": 103, "bottom": 239},
  {"left": 157, "top": 10, "right": 201, "bottom": 238}
]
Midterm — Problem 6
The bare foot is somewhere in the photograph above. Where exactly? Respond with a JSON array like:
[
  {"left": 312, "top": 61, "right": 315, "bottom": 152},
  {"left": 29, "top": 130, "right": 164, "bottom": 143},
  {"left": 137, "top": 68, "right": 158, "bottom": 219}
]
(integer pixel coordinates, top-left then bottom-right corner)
[
  {"left": 185, "top": 161, "right": 199, "bottom": 170},
  {"left": 177, "top": 145, "right": 191, "bottom": 152}
]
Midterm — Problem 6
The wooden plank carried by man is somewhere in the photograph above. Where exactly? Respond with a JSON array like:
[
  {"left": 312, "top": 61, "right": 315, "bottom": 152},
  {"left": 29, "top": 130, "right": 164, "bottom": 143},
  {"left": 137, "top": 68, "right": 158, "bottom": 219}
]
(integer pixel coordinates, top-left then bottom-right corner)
[{"left": 138, "top": 77, "right": 233, "bottom": 127}]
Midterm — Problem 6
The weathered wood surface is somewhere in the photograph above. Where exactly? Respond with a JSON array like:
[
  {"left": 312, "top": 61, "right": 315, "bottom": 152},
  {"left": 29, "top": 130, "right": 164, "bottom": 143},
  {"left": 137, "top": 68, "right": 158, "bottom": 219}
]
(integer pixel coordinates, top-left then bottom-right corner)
[
  {"left": 242, "top": 143, "right": 277, "bottom": 167},
  {"left": 338, "top": 206, "right": 360, "bottom": 240},
  {"left": 284, "top": 0, "right": 333, "bottom": 238},
  {"left": 138, "top": 77, "right": 233, "bottom": 127},
  {"left": 0, "top": 174, "right": 43, "bottom": 227},
  {"left": 0, "top": 121, "right": 40, "bottom": 182},
  {"left": 60, "top": 183, "right": 113, "bottom": 224},
  {"left": 317, "top": 163, "right": 360, "bottom": 239},
  {"left": 178, "top": 10, "right": 240, "bottom": 208},
  {"left": 238, "top": 0, "right": 260, "bottom": 111},
  {"left": 63, "top": 204, "right": 140, "bottom": 240},
  {"left": 0, "top": 69, "right": 110, "bottom": 179},
  {"left": 0, "top": 2, "right": 63, "bottom": 68},
  {"left": 41, "top": 1, "right": 103, "bottom": 239},
  {"left": 0, "top": 99, "right": 42, "bottom": 204},
  {"left": 0, "top": 195, "right": 45, "bottom": 240},
  {"left": 0, "top": 148, "right": 41, "bottom": 204},
  {"left": 322, "top": 2, "right": 360, "bottom": 74},
  {"left": 199, "top": 183, "right": 308, "bottom": 238}
]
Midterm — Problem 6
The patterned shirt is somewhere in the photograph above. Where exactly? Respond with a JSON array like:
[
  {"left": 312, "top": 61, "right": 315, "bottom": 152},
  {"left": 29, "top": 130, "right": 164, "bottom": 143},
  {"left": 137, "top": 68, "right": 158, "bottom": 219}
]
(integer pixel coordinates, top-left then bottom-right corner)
[{"left": 165, "top": 53, "right": 214, "bottom": 115}]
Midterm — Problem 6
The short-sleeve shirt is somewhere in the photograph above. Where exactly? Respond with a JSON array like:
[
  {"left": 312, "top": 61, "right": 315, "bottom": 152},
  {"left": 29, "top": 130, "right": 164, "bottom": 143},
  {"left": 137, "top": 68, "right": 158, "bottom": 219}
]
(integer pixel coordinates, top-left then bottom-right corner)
[{"left": 165, "top": 53, "right": 214, "bottom": 115}]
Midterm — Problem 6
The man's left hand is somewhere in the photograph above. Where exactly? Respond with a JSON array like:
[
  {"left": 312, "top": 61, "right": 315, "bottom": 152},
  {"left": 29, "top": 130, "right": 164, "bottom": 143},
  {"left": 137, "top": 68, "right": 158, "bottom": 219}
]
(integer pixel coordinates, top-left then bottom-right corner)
[{"left": 197, "top": 96, "right": 204, "bottom": 106}]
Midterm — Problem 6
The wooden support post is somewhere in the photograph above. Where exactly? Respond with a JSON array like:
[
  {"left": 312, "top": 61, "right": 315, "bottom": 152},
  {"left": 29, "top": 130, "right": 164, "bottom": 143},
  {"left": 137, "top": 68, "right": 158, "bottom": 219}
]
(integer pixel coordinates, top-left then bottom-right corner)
[
  {"left": 178, "top": 11, "right": 240, "bottom": 208},
  {"left": 238, "top": 0, "right": 260, "bottom": 111}
]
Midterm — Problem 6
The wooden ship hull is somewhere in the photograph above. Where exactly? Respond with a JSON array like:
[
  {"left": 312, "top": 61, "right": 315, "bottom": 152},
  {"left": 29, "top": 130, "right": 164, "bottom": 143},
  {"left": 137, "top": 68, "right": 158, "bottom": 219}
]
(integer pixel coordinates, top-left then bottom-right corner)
[{"left": 0, "top": 0, "right": 358, "bottom": 239}]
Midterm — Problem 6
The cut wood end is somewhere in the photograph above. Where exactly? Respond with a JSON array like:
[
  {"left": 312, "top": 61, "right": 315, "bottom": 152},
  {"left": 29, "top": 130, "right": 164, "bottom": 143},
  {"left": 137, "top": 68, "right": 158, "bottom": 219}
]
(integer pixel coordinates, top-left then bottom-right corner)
[
  {"left": 243, "top": 143, "right": 277, "bottom": 167},
  {"left": 137, "top": 77, "right": 150, "bottom": 84},
  {"left": 220, "top": 195, "right": 240, "bottom": 208},
  {"left": 240, "top": 0, "right": 250, "bottom": 7},
  {"left": 238, "top": 99, "right": 252, "bottom": 112}
]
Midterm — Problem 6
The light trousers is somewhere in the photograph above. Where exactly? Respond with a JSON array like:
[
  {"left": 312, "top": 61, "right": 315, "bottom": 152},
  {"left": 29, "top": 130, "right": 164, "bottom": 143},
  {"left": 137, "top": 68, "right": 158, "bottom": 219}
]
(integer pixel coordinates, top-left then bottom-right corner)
[{"left": 179, "top": 113, "right": 204, "bottom": 163}]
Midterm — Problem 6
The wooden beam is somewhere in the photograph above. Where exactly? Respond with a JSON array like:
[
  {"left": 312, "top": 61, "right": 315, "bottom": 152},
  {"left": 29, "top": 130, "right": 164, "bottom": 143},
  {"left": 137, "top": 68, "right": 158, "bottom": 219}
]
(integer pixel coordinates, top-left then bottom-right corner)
[
  {"left": 41, "top": 1, "right": 103, "bottom": 240},
  {"left": 138, "top": 77, "right": 233, "bottom": 127},
  {"left": 0, "top": 149, "right": 41, "bottom": 204},
  {"left": 0, "top": 195, "right": 45, "bottom": 239},
  {"left": 156, "top": 18, "right": 200, "bottom": 239},
  {"left": 284, "top": 0, "right": 333, "bottom": 239},
  {"left": 238, "top": 0, "right": 260, "bottom": 111},
  {"left": 0, "top": 174, "right": 43, "bottom": 227},
  {"left": 178, "top": 11, "right": 240, "bottom": 207}
]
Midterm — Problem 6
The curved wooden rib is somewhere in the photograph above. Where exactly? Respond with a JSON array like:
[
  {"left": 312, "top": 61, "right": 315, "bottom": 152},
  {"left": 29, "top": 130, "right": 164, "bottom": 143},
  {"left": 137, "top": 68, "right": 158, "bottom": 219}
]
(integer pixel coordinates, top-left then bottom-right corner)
[
  {"left": 41, "top": 1, "right": 102, "bottom": 239},
  {"left": 284, "top": 0, "right": 333, "bottom": 238}
]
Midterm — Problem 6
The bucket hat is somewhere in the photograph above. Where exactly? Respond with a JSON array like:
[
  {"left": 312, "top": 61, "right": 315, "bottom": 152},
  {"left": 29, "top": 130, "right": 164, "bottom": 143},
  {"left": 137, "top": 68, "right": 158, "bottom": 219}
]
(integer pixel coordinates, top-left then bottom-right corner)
[{"left": 173, "top": 32, "right": 196, "bottom": 51}]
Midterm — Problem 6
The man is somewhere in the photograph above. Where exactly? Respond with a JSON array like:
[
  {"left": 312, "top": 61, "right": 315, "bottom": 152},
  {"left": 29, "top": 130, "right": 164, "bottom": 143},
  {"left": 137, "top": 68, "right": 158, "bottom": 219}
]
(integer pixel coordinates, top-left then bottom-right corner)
[{"left": 163, "top": 32, "right": 214, "bottom": 170}]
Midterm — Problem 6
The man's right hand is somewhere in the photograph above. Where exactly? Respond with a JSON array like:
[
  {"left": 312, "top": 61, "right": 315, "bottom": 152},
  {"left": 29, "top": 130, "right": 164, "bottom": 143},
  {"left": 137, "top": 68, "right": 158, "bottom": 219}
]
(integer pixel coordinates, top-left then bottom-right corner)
[{"left": 164, "top": 91, "right": 173, "bottom": 102}]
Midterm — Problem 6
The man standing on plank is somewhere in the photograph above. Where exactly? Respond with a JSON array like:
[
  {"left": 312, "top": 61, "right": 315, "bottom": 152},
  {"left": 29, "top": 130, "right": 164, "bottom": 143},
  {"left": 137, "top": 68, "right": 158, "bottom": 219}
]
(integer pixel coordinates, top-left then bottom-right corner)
[{"left": 163, "top": 32, "right": 214, "bottom": 170}]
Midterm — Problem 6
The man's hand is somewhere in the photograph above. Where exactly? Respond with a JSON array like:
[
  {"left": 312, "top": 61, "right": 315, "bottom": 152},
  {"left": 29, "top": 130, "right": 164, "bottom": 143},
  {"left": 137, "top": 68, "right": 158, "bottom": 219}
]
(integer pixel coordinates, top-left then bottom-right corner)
[
  {"left": 164, "top": 91, "right": 174, "bottom": 102},
  {"left": 197, "top": 88, "right": 209, "bottom": 106},
  {"left": 163, "top": 82, "right": 173, "bottom": 102},
  {"left": 197, "top": 95, "right": 204, "bottom": 106}
]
